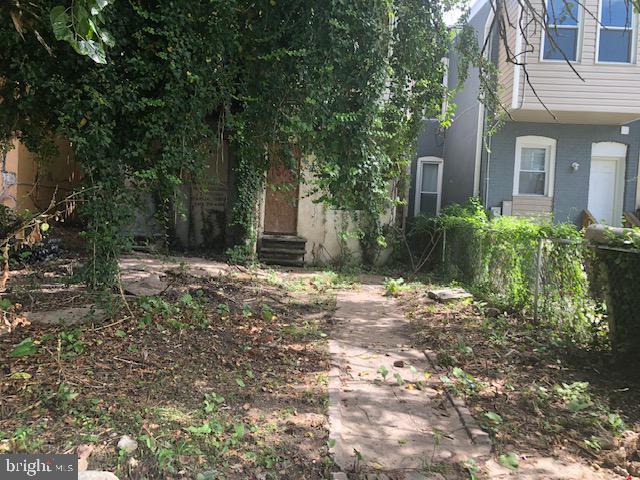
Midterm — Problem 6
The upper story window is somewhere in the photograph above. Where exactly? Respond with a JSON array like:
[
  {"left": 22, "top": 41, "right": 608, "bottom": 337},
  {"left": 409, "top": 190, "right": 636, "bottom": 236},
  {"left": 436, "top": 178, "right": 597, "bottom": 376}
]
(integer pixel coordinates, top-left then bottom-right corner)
[
  {"left": 513, "top": 136, "right": 557, "bottom": 197},
  {"left": 598, "top": 0, "right": 635, "bottom": 63},
  {"left": 543, "top": 0, "right": 580, "bottom": 61}
]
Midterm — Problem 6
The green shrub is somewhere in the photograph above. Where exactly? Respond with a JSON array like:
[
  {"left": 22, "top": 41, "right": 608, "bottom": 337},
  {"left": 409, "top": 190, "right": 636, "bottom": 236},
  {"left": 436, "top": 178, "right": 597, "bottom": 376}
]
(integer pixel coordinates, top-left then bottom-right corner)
[
  {"left": 383, "top": 277, "right": 405, "bottom": 297},
  {"left": 437, "top": 199, "right": 599, "bottom": 345},
  {"left": 225, "top": 244, "right": 256, "bottom": 266},
  {"left": 393, "top": 215, "right": 443, "bottom": 273},
  {"left": 593, "top": 229, "right": 640, "bottom": 358}
]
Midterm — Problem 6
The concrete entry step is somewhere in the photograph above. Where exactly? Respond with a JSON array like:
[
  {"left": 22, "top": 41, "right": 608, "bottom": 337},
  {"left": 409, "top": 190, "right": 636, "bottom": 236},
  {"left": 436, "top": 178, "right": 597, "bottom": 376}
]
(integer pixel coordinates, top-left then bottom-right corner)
[
  {"left": 260, "top": 234, "right": 307, "bottom": 246},
  {"left": 259, "top": 246, "right": 306, "bottom": 255},
  {"left": 258, "top": 234, "right": 307, "bottom": 266},
  {"left": 261, "top": 256, "right": 305, "bottom": 267}
]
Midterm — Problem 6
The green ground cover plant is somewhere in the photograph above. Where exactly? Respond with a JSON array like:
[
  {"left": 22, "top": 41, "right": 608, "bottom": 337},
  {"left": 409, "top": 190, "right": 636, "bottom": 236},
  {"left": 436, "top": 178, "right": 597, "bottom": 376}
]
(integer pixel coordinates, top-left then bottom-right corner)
[
  {"left": 0, "top": 266, "right": 333, "bottom": 479},
  {"left": 400, "top": 288, "right": 640, "bottom": 478}
]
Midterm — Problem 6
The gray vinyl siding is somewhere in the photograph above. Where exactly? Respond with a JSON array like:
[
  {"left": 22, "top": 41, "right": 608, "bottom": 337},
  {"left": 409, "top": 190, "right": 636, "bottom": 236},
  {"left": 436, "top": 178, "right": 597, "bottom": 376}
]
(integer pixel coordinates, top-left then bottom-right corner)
[
  {"left": 486, "top": 121, "right": 640, "bottom": 224},
  {"left": 440, "top": 1, "right": 493, "bottom": 208},
  {"left": 408, "top": 120, "right": 445, "bottom": 216},
  {"left": 411, "top": 1, "right": 493, "bottom": 215}
]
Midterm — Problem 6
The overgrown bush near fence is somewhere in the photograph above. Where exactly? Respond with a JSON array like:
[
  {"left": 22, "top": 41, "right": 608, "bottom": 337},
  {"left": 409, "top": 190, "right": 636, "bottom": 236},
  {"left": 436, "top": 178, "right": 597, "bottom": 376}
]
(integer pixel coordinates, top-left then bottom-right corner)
[
  {"left": 400, "top": 199, "right": 640, "bottom": 352},
  {"left": 437, "top": 200, "right": 601, "bottom": 345},
  {"left": 595, "top": 231, "right": 640, "bottom": 355},
  {"left": 395, "top": 215, "right": 442, "bottom": 273},
  {"left": 537, "top": 239, "right": 606, "bottom": 346}
]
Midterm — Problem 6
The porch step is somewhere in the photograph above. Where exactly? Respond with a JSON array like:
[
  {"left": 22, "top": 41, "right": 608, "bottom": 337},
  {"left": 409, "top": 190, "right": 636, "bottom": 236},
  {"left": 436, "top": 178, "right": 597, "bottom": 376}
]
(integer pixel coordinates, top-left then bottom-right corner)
[
  {"left": 261, "top": 234, "right": 306, "bottom": 246},
  {"left": 259, "top": 235, "right": 307, "bottom": 267},
  {"left": 261, "top": 256, "right": 305, "bottom": 267},
  {"left": 260, "top": 246, "right": 306, "bottom": 255}
]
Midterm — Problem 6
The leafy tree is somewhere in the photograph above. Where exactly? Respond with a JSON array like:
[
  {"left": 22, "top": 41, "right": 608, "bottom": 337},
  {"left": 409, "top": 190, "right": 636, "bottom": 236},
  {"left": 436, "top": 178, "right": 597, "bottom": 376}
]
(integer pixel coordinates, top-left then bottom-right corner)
[{"left": 0, "top": 0, "right": 458, "bottom": 286}]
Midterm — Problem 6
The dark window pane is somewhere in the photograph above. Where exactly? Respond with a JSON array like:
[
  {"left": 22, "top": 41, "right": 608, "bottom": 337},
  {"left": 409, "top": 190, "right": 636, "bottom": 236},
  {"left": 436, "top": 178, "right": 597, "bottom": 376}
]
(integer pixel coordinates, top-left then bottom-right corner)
[
  {"left": 519, "top": 172, "right": 546, "bottom": 195},
  {"left": 420, "top": 193, "right": 438, "bottom": 216},
  {"left": 547, "top": 0, "right": 579, "bottom": 25},
  {"left": 601, "top": 0, "right": 633, "bottom": 27},
  {"left": 544, "top": 28, "right": 578, "bottom": 60},
  {"left": 599, "top": 29, "right": 632, "bottom": 62}
]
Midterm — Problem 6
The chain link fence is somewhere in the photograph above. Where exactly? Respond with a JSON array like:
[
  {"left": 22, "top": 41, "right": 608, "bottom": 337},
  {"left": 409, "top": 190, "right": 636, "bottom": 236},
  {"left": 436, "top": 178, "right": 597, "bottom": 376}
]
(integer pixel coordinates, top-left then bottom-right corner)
[{"left": 441, "top": 223, "right": 640, "bottom": 352}]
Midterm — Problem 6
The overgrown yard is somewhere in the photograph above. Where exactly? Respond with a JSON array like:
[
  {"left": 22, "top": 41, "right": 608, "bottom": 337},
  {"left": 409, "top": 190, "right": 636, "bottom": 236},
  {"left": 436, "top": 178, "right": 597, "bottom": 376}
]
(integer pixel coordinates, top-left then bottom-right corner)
[
  {"left": 0, "top": 259, "right": 334, "bottom": 479},
  {"left": 398, "top": 284, "right": 640, "bottom": 478}
]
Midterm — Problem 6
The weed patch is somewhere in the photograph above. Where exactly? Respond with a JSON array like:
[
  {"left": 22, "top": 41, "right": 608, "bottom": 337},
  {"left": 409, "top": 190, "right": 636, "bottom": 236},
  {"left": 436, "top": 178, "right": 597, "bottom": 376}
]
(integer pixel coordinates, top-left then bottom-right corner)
[
  {"left": 0, "top": 267, "right": 332, "bottom": 479},
  {"left": 400, "top": 285, "right": 640, "bottom": 477}
]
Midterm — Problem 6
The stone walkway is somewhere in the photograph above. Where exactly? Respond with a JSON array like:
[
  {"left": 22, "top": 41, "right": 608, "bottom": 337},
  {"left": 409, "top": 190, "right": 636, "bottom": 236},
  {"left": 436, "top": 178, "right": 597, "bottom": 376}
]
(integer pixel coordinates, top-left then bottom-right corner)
[{"left": 328, "top": 285, "right": 490, "bottom": 479}]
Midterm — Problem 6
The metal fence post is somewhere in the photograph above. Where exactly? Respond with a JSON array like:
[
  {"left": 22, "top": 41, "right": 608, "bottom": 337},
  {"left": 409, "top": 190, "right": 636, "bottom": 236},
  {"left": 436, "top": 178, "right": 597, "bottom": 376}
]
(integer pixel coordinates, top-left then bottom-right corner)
[
  {"left": 533, "top": 237, "right": 544, "bottom": 323},
  {"left": 441, "top": 228, "right": 447, "bottom": 268}
]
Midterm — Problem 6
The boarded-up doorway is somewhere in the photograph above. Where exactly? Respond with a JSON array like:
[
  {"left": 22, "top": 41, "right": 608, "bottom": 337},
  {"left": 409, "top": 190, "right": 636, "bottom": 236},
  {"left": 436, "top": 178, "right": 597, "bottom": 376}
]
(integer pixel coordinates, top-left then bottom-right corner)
[{"left": 264, "top": 164, "right": 299, "bottom": 234}]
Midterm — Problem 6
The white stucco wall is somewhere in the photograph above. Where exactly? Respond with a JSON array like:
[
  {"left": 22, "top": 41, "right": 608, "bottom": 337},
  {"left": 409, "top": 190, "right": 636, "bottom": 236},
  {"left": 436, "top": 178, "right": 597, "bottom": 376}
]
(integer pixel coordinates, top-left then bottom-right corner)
[
  {"left": 296, "top": 177, "right": 363, "bottom": 265},
  {"left": 295, "top": 163, "right": 395, "bottom": 266}
]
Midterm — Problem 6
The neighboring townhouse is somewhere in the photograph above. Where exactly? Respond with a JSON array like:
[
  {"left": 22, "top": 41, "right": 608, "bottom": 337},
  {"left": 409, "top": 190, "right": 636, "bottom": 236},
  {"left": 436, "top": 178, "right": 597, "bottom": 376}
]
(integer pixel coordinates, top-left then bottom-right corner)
[{"left": 411, "top": 0, "right": 640, "bottom": 227}]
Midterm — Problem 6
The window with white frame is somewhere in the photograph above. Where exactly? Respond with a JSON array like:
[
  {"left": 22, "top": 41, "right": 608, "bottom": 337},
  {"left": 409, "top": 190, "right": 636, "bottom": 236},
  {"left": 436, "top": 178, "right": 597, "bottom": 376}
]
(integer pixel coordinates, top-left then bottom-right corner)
[
  {"left": 598, "top": 0, "right": 635, "bottom": 63},
  {"left": 513, "top": 136, "right": 557, "bottom": 197},
  {"left": 415, "top": 157, "right": 443, "bottom": 216},
  {"left": 543, "top": 0, "right": 580, "bottom": 61}
]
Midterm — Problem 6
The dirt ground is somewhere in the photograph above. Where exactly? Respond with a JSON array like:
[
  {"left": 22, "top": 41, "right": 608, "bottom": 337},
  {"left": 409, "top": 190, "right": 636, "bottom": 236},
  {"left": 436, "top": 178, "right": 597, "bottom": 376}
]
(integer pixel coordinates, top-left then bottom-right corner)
[
  {"left": 4, "top": 240, "right": 640, "bottom": 480},
  {"left": 0, "top": 254, "right": 335, "bottom": 479},
  {"left": 397, "top": 285, "right": 640, "bottom": 479}
]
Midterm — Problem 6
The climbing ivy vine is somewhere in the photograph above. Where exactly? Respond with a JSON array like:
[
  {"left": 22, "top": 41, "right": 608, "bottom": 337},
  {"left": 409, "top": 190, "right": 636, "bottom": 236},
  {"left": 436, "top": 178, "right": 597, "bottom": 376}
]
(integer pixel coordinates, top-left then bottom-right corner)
[{"left": 1, "top": 0, "right": 467, "bottom": 286}]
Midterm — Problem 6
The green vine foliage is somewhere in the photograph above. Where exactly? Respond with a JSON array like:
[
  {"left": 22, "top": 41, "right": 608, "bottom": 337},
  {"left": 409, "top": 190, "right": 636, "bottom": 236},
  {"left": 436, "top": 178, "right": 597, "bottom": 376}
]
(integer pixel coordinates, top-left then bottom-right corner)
[
  {"left": 402, "top": 202, "right": 640, "bottom": 355},
  {"left": 436, "top": 200, "right": 605, "bottom": 346},
  {"left": 594, "top": 229, "right": 640, "bottom": 359},
  {"left": 1, "top": 0, "right": 470, "bottom": 283},
  {"left": 454, "top": 12, "right": 504, "bottom": 136},
  {"left": 302, "top": 1, "right": 453, "bottom": 260},
  {"left": 2, "top": 1, "right": 234, "bottom": 288}
]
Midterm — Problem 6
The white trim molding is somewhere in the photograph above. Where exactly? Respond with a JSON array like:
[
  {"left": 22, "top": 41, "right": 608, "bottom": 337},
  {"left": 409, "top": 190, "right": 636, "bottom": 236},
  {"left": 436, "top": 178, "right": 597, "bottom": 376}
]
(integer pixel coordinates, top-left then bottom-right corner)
[
  {"left": 441, "top": 57, "right": 450, "bottom": 117},
  {"left": 590, "top": 142, "right": 627, "bottom": 226},
  {"left": 414, "top": 156, "right": 444, "bottom": 217},
  {"left": 591, "top": 141, "right": 628, "bottom": 158},
  {"left": 512, "top": 3, "right": 523, "bottom": 109},
  {"left": 512, "top": 136, "right": 557, "bottom": 197}
]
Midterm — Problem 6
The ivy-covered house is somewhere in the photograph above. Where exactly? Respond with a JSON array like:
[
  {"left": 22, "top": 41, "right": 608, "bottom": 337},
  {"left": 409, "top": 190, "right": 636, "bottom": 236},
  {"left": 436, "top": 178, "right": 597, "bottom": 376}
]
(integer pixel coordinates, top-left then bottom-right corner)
[
  {"left": 1, "top": 138, "right": 392, "bottom": 267},
  {"left": 255, "top": 160, "right": 397, "bottom": 267},
  {"left": 175, "top": 147, "right": 394, "bottom": 266},
  {"left": 411, "top": 0, "right": 640, "bottom": 228}
]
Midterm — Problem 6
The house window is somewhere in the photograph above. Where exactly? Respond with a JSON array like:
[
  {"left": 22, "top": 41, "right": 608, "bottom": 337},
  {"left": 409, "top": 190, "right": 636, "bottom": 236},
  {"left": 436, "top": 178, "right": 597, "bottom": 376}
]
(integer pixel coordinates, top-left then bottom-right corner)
[
  {"left": 543, "top": 0, "right": 580, "bottom": 61},
  {"left": 598, "top": 0, "right": 635, "bottom": 63},
  {"left": 415, "top": 157, "right": 443, "bottom": 216},
  {"left": 513, "top": 136, "right": 557, "bottom": 197}
]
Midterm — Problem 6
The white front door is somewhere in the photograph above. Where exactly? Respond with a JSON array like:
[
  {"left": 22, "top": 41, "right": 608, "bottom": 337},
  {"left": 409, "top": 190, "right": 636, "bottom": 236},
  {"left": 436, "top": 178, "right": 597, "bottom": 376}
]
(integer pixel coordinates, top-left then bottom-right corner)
[{"left": 588, "top": 157, "right": 623, "bottom": 226}]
